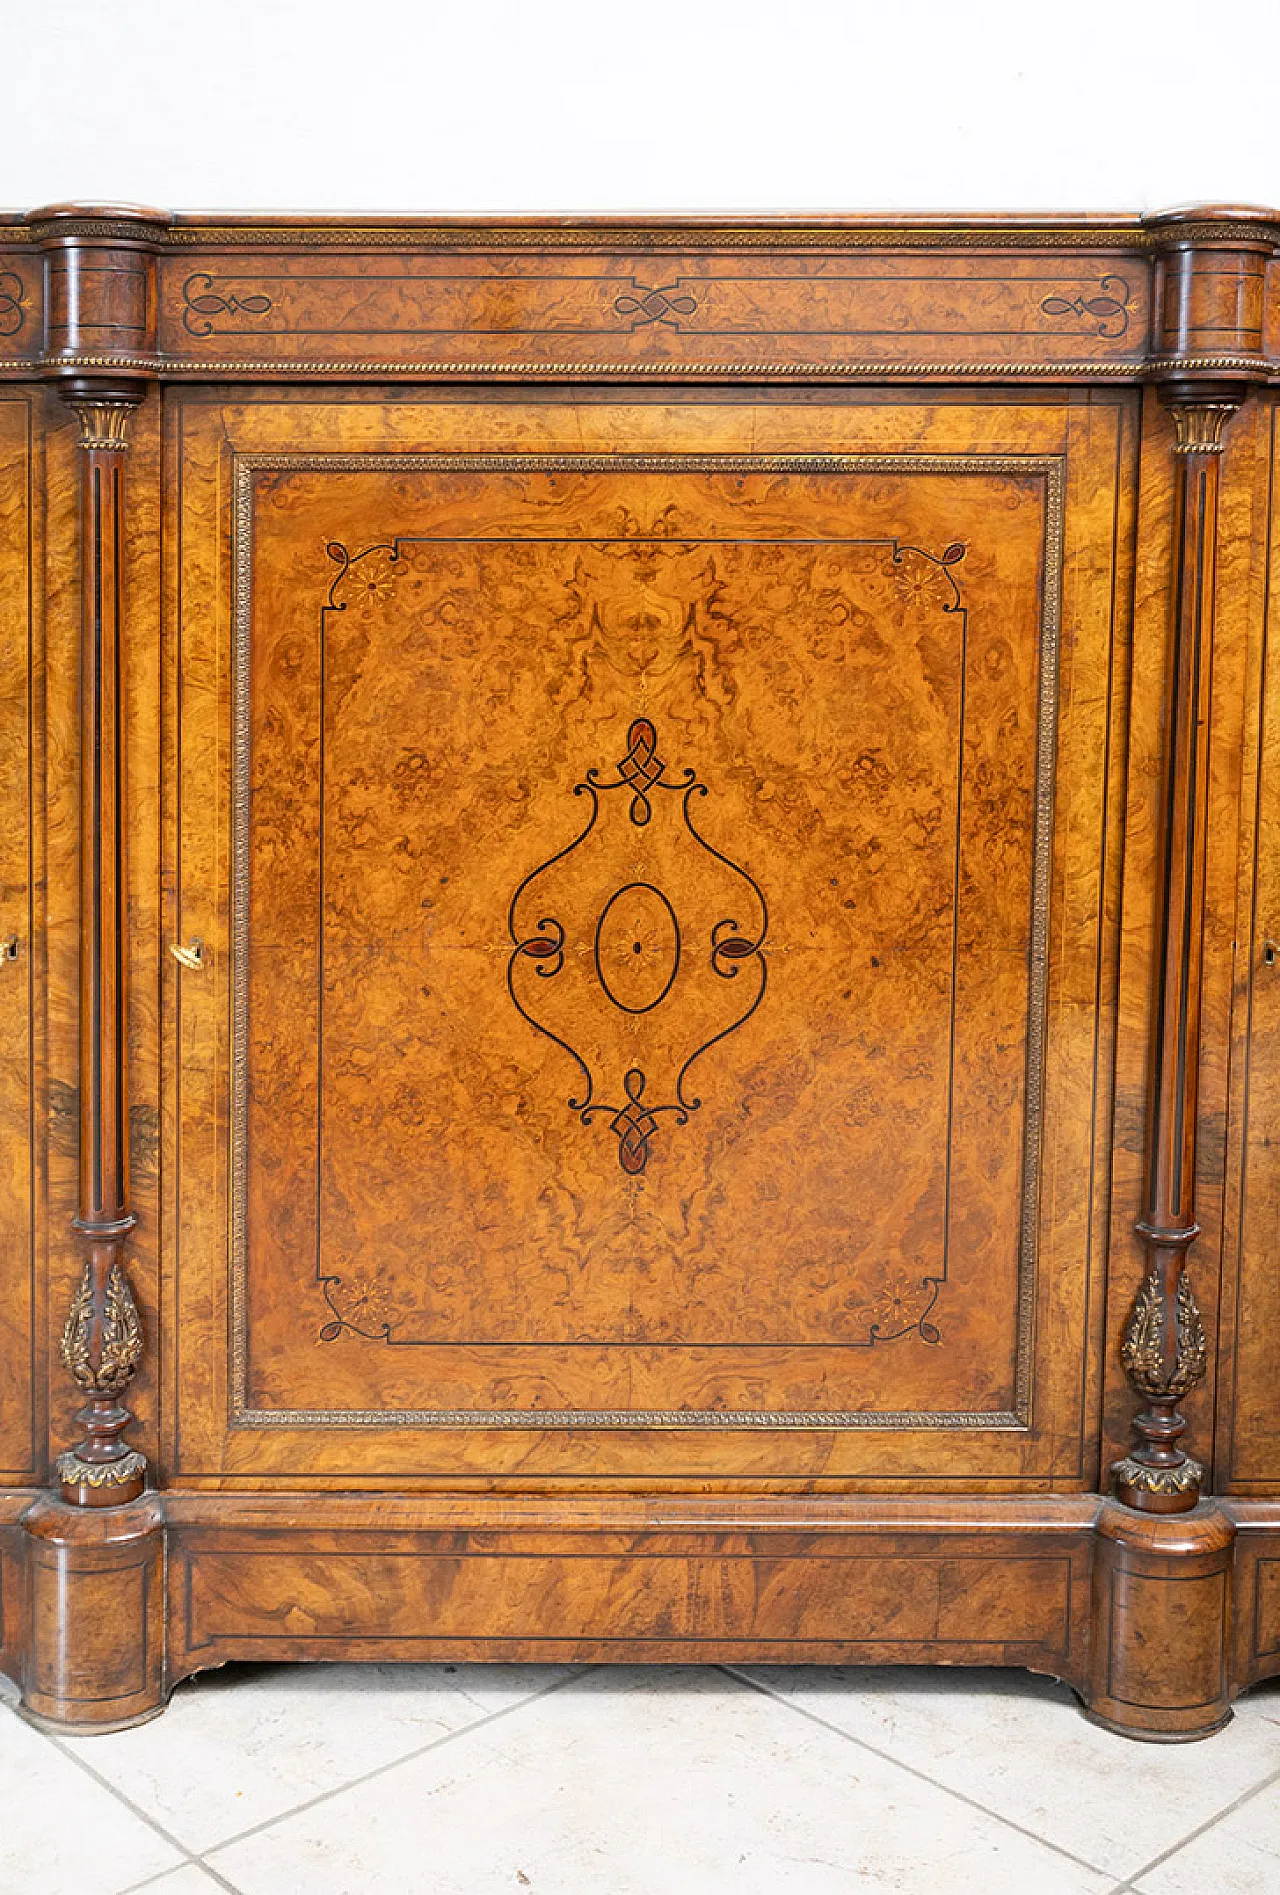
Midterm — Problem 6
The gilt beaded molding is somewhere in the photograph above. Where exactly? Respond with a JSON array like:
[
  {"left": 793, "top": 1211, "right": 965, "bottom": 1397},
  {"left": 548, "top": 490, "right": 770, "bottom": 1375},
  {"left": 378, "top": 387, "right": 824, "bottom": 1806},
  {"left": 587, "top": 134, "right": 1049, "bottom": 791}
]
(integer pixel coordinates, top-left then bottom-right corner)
[{"left": 223, "top": 448, "right": 1064, "bottom": 1434}]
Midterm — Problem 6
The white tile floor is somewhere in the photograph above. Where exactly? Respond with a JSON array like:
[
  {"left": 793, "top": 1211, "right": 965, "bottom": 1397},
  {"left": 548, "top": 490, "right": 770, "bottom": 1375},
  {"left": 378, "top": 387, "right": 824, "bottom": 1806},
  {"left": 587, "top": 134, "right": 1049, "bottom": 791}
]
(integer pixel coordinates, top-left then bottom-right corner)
[{"left": 2, "top": 1663, "right": 1278, "bottom": 1895}]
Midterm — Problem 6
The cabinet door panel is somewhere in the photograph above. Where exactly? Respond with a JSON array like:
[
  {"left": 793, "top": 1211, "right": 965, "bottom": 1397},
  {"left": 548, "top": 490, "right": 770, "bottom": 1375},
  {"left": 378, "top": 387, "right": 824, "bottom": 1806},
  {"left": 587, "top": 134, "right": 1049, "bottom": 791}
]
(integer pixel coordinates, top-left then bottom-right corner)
[
  {"left": 167, "top": 392, "right": 1130, "bottom": 1485},
  {"left": 0, "top": 394, "right": 35, "bottom": 1481},
  {"left": 1227, "top": 415, "right": 1280, "bottom": 1484}
]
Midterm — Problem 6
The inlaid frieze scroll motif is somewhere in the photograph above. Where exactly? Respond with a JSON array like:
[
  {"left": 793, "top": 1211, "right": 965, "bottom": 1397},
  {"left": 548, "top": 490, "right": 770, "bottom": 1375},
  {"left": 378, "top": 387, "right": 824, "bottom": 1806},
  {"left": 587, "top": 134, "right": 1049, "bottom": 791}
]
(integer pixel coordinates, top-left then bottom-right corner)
[
  {"left": 0, "top": 270, "right": 24, "bottom": 336},
  {"left": 508, "top": 715, "right": 768, "bottom": 1174},
  {"left": 1039, "top": 275, "right": 1133, "bottom": 338}
]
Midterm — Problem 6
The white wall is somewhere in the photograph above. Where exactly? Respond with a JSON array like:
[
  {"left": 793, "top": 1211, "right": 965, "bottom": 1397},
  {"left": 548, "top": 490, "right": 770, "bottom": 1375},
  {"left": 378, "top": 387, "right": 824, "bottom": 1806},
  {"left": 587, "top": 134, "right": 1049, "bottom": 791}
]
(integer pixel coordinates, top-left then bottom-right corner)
[{"left": 9, "top": 0, "right": 1280, "bottom": 215}]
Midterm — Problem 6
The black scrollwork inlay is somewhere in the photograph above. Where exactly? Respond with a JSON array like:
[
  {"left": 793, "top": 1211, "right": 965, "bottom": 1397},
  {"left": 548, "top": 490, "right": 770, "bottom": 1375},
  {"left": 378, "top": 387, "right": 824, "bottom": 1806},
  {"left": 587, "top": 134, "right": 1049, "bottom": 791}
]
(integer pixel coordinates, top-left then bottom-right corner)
[
  {"left": 608, "top": 1069, "right": 661, "bottom": 1174},
  {"left": 182, "top": 271, "right": 274, "bottom": 337},
  {"left": 1039, "top": 275, "right": 1132, "bottom": 339},
  {"left": 614, "top": 283, "right": 698, "bottom": 329},
  {"left": 325, "top": 538, "right": 400, "bottom": 605},
  {"left": 595, "top": 883, "right": 681, "bottom": 1015},
  {"left": 0, "top": 271, "right": 25, "bottom": 338},
  {"left": 509, "top": 717, "right": 768, "bottom": 1174},
  {"left": 591, "top": 716, "right": 685, "bottom": 824},
  {"left": 318, "top": 1273, "right": 402, "bottom": 1343}
]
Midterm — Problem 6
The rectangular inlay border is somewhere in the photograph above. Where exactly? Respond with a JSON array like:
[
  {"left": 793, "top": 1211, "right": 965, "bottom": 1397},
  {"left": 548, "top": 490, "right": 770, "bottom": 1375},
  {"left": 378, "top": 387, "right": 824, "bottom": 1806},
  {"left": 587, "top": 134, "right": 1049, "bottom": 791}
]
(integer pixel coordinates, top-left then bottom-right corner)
[{"left": 225, "top": 451, "right": 1066, "bottom": 1430}]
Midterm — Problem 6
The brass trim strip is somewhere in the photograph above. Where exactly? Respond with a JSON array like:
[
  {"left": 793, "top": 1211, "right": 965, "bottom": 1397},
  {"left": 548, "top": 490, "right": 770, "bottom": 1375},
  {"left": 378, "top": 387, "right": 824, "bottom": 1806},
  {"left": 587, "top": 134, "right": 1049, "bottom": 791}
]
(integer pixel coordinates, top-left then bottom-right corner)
[
  {"left": 14, "top": 350, "right": 1146, "bottom": 380},
  {"left": 234, "top": 1405, "right": 1029, "bottom": 1431},
  {"left": 225, "top": 450, "right": 1066, "bottom": 1432},
  {"left": 16, "top": 221, "right": 1156, "bottom": 249},
  {"left": 16, "top": 216, "right": 1272, "bottom": 251},
  {"left": 168, "top": 226, "right": 1155, "bottom": 250},
  {"left": 10, "top": 351, "right": 1272, "bottom": 384}
]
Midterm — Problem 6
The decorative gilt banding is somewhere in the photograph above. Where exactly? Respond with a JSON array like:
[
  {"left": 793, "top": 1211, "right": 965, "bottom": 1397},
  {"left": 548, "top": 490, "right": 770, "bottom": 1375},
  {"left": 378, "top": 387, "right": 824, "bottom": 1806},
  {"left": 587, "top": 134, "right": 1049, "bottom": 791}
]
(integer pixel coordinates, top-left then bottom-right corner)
[
  {"left": 1148, "top": 354, "right": 1271, "bottom": 376},
  {"left": 1108, "top": 1453, "right": 1204, "bottom": 1498},
  {"left": 11, "top": 351, "right": 1267, "bottom": 384},
  {"left": 159, "top": 223, "right": 1153, "bottom": 249},
  {"left": 20, "top": 217, "right": 1158, "bottom": 249},
  {"left": 53, "top": 1447, "right": 147, "bottom": 1490},
  {"left": 10, "top": 350, "right": 1276, "bottom": 384},
  {"left": 240, "top": 1402, "right": 1030, "bottom": 1431},
  {"left": 68, "top": 399, "right": 134, "bottom": 452},
  {"left": 228, "top": 449, "right": 1063, "bottom": 1431},
  {"left": 135, "top": 218, "right": 1280, "bottom": 248},
  {"left": 20, "top": 350, "right": 1144, "bottom": 379}
]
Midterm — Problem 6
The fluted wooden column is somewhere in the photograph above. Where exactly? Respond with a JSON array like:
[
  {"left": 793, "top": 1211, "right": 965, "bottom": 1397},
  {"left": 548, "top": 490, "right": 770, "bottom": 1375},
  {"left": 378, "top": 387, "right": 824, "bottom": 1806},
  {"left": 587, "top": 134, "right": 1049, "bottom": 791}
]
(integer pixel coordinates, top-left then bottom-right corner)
[
  {"left": 1109, "top": 208, "right": 1280, "bottom": 1517},
  {"left": 1111, "top": 391, "right": 1236, "bottom": 1513},
  {"left": 54, "top": 386, "right": 148, "bottom": 1505},
  {"left": 26, "top": 204, "right": 169, "bottom": 1507}
]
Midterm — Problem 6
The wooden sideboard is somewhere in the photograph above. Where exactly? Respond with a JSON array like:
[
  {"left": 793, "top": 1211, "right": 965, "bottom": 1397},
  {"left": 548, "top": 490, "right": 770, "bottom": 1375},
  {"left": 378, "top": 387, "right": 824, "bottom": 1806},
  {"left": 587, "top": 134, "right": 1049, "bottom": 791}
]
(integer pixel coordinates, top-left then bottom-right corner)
[{"left": 3, "top": 202, "right": 1280, "bottom": 1740}]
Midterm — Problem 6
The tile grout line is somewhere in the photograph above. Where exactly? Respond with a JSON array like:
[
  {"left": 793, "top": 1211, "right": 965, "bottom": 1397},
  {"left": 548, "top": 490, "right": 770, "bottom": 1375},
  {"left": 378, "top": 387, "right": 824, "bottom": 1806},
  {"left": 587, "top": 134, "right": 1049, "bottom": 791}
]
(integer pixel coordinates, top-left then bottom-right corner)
[
  {"left": 120, "top": 1857, "right": 242, "bottom": 1895},
  {"left": 726, "top": 1671, "right": 1280, "bottom": 1890},
  {"left": 195, "top": 1668, "right": 584, "bottom": 1865},
  {"left": 718, "top": 1667, "right": 1123, "bottom": 1884},
  {"left": 42, "top": 1723, "right": 212, "bottom": 1891},
  {"left": 38, "top": 1669, "right": 1280, "bottom": 1893},
  {"left": 117, "top": 1869, "right": 206, "bottom": 1895},
  {"left": 1114, "top": 1756, "right": 1280, "bottom": 1890},
  {"left": 40, "top": 1669, "right": 578, "bottom": 1894}
]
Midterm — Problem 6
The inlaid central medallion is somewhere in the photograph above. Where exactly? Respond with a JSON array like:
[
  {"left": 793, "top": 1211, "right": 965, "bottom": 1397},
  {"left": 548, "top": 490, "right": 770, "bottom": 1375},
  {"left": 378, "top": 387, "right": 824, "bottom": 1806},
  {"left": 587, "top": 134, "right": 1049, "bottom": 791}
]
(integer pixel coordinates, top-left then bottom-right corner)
[
  {"left": 595, "top": 882, "right": 681, "bottom": 1015},
  {"left": 507, "top": 718, "right": 768, "bottom": 1173}
]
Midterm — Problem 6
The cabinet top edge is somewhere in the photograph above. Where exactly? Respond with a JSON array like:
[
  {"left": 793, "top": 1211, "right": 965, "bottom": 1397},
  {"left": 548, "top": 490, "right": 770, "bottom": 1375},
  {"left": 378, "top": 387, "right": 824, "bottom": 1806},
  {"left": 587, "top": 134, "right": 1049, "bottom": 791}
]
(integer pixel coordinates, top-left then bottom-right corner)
[{"left": 2, "top": 202, "right": 1276, "bottom": 249}]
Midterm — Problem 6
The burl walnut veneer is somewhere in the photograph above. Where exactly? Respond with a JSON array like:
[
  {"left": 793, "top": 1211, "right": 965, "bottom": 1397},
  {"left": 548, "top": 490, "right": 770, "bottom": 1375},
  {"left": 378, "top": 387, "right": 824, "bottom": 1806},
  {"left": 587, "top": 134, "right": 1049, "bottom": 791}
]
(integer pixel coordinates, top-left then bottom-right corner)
[{"left": 3, "top": 202, "right": 1280, "bottom": 1739}]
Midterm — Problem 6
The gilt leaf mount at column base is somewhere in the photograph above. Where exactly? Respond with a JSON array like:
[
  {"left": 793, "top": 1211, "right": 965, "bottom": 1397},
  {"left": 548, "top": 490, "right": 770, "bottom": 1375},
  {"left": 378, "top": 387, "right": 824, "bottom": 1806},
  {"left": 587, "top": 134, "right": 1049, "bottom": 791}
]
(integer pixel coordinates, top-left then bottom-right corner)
[
  {"left": 60, "top": 1260, "right": 144, "bottom": 1398},
  {"left": 1119, "top": 1267, "right": 1207, "bottom": 1406}
]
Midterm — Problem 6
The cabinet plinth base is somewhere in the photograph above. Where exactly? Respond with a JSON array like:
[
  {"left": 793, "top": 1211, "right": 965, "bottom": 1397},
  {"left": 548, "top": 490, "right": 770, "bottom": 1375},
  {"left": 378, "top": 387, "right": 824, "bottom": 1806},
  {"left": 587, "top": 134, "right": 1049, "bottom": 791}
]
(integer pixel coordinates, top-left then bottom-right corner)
[
  {"left": 18, "top": 1492, "right": 166, "bottom": 1733},
  {"left": 1083, "top": 1500, "right": 1236, "bottom": 1741},
  {"left": 18, "top": 1701, "right": 168, "bottom": 1738},
  {"left": 4, "top": 1488, "right": 1279, "bottom": 1739},
  {"left": 1080, "top": 1705, "right": 1234, "bottom": 1743}
]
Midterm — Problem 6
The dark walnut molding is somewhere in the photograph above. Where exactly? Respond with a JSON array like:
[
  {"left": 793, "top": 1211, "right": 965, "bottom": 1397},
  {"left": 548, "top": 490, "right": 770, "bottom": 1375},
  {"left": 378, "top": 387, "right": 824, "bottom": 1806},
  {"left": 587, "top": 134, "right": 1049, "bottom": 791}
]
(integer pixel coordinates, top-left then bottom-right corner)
[{"left": 1, "top": 201, "right": 1280, "bottom": 1748}]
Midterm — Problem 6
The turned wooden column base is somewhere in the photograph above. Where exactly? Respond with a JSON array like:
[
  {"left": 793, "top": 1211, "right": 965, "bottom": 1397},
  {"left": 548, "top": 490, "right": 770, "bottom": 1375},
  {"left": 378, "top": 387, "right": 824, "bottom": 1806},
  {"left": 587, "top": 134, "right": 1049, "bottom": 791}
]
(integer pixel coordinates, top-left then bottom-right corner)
[
  {"left": 18, "top": 1492, "right": 167, "bottom": 1734},
  {"left": 1081, "top": 1499, "right": 1235, "bottom": 1742}
]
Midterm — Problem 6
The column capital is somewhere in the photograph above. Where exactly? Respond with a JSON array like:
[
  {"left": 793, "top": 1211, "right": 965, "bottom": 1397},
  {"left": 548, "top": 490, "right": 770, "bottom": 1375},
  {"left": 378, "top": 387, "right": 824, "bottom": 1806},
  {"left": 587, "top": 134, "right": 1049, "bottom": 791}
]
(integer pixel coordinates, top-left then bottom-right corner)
[{"left": 1164, "top": 395, "right": 1242, "bottom": 455}]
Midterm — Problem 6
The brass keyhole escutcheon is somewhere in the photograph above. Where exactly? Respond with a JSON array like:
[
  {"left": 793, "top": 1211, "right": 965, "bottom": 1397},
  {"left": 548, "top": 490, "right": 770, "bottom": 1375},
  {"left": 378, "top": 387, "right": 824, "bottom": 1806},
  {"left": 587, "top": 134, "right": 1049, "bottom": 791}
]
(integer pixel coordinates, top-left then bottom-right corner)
[
  {"left": 0, "top": 936, "right": 18, "bottom": 964},
  {"left": 1264, "top": 938, "right": 1279, "bottom": 968},
  {"left": 170, "top": 938, "right": 204, "bottom": 970}
]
